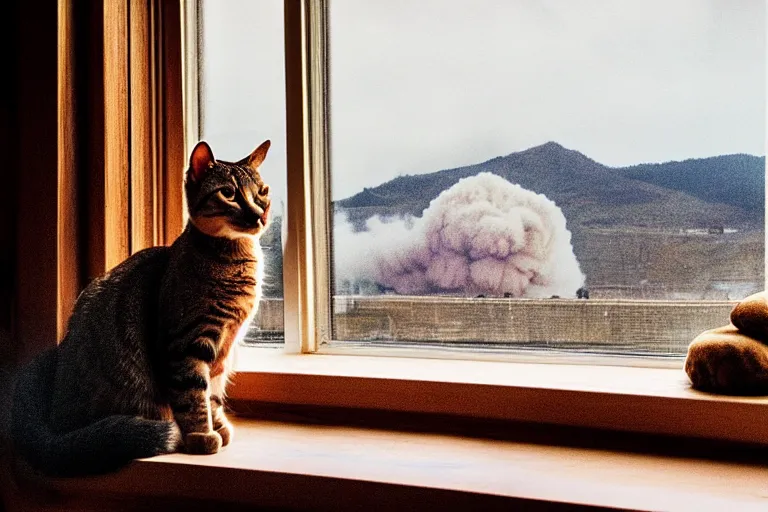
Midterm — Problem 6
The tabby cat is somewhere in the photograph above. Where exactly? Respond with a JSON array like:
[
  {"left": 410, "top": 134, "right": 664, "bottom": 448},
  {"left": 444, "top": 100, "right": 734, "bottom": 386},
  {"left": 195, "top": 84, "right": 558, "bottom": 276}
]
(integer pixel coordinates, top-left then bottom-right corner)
[{"left": 11, "top": 140, "right": 272, "bottom": 476}]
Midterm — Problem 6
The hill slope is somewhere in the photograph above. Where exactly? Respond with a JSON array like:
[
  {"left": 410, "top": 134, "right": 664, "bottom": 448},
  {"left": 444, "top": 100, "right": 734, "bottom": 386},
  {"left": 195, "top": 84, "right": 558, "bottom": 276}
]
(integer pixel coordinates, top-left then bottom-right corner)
[
  {"left": 337, "top": 142, "right": 764, "bottom": 231},
  {"left": 335, "top": 143, "right": 765, "bottom": 299},
  {"left": 620, "top": 154, "right": 764, "bottom": 213}
]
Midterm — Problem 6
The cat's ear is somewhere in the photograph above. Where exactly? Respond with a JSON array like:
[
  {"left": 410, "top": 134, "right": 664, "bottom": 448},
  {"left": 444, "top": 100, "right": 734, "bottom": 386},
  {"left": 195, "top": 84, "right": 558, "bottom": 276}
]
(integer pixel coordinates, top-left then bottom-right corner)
[
  {"left": 189, "top": 141, "right": 215, "bottom": 182},
  {"left": 238, "top": 140, "right": 271, "bottom": 170}
]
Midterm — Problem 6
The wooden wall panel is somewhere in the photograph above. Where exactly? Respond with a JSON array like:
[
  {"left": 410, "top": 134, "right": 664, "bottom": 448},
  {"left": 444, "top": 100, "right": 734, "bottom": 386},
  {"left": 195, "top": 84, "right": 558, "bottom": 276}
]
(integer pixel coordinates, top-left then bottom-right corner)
[
  {"left": 0, "top": 0, "right": 20, "bottom": 364},
  {"left": 130, "top": 0, "right": 155, "bottom": 253},
  {"left": 14, "top": 0, "right": 59, "bottom": 362},
  {"left": 57, "top": 0, "right": 81, "bottom": 339},
  {"left": 79, "top": 0, "right": 106, "bottom": 284},
  {"left": 5, "top": 0, "right": 186, "bottom": 363},
  {"left": 103, "top": 0, "right": 131, "bottom": 270},
  {"left": 159, "top": 0, "right": 186, "bottom": 244}
]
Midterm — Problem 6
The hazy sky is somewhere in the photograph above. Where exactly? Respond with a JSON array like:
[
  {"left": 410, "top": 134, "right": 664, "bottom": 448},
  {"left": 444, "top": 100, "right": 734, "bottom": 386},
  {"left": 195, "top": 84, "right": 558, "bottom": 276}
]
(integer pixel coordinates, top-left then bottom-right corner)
[{"left": 200, "top": 0, "right": 766, "bottom": 203}]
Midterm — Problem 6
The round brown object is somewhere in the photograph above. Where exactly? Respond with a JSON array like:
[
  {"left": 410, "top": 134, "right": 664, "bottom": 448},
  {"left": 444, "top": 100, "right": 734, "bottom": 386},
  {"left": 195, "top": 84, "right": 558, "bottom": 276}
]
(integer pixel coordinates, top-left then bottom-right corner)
[
  {"left": 730, "top": 290, "right": 768, "bottom": 343},
  {"left": 685, "top": 324, "right": 768, "bottom": 395}
]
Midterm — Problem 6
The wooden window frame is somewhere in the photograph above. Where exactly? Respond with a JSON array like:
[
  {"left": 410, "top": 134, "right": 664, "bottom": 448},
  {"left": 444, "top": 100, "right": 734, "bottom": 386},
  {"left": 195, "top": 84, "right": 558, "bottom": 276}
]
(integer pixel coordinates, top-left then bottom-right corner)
[
  {"left": 11, "top": 0, "right": 764, "bottom": 454},
  {"left": 101, "top": 0, "right": 186, "bottom": 269},
  {"left": 218, "top": 0, "right": 768, "bottom": 447},
  {"left": 83, "top": 0, "right": 185, "bottom": 309},
  {"left": 11, "top": 0, "right": 185, "bottom": 365},
  {"left": 4, "top": 3, "right": 765, "bottom": 509}
]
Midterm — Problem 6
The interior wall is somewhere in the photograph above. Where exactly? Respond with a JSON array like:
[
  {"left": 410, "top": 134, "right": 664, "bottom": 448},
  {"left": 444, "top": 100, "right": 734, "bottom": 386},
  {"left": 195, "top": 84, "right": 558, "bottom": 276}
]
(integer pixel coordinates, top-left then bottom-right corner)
[{"left": 0, "top": 0, "right": 58, "bottom": 455}]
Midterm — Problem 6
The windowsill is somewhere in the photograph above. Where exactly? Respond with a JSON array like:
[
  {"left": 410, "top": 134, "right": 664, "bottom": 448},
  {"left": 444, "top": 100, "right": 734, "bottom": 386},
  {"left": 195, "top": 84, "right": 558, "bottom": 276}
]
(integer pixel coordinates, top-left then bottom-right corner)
[
  {"left": 229, "top": 349, "right": 768, "bottom": 445},
  {"left": 34, "top": 417, "right": 768, "bottom": 511}
]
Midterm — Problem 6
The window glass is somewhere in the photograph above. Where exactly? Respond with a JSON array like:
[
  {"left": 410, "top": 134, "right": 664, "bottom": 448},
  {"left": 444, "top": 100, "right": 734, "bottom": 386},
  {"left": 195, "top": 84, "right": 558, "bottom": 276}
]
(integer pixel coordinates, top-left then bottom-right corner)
[
  {"left": 199, "top": 0, "right": 286, "bottom": 345},
  {"left": 328, "top": 0, "right": 766, "bottom": 360}
]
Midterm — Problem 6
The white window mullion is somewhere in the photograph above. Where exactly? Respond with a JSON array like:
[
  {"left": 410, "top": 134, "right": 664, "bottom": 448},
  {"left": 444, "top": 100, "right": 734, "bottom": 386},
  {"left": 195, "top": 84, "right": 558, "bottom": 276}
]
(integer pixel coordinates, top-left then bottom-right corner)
[{"left": 282, "top": 0, "right": 332, "bottom": 354}]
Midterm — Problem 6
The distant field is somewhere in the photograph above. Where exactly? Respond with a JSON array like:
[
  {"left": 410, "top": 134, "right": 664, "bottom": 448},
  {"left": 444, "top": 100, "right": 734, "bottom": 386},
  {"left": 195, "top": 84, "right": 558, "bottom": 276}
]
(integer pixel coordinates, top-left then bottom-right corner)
[{"left": 572, "top": 227, "right": 763, "bottom": 300}]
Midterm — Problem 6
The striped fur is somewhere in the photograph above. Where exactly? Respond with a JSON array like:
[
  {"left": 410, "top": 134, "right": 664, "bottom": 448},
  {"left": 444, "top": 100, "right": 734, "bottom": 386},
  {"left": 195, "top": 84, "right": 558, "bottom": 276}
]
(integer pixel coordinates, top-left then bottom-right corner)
[{"left": 11, "top": 140, "right": 271, "bottom": 475}]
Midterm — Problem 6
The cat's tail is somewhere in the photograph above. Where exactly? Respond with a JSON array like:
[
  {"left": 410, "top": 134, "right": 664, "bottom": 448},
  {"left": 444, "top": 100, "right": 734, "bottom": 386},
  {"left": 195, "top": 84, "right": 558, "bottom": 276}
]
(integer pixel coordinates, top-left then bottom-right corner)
[{"left": 11, "top": 349, "right": 181, "bottom": 476}]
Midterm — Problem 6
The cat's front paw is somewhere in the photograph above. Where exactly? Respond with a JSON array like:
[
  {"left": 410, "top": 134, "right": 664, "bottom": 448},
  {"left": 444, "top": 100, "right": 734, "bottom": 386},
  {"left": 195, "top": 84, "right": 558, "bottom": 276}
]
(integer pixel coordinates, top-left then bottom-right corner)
[
  {"left": 215, "top": 420, "right": 234, "bottom": 447},
  {"left": 184, "top": 431, "right": 223, "bottom": 455},
  {"left": 685, "top": 325, "right": 768, "bottom": 395}
]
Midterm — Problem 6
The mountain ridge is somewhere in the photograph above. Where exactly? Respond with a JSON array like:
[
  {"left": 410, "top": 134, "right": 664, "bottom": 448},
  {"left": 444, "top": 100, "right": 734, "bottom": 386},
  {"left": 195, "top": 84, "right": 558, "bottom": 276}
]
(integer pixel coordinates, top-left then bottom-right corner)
[
  {"left": 336, "top": 142, "right": 765, "bottom": 230},
  {"left": 335, "top": 142, "right": 765, "bottom": 298}
]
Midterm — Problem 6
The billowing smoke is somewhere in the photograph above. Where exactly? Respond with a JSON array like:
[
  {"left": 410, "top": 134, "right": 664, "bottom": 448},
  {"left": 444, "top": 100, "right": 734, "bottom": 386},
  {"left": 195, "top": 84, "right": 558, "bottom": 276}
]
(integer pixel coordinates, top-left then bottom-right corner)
[{"left": 334, "top": 172, "right": 585, "bottom": 298}]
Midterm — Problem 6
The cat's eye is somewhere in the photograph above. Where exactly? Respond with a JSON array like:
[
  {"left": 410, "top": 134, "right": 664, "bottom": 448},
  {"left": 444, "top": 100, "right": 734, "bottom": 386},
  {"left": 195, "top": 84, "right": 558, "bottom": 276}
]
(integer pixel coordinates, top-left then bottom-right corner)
[{"left": 218, "top": 187, "right": 237, "bottom": 201}]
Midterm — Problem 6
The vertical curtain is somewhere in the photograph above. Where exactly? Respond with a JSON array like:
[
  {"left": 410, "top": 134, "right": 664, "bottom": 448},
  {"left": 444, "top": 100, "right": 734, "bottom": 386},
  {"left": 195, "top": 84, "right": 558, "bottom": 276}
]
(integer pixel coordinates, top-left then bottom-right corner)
[{"left": 6, "top": 0, "right": 185, "bottom": 364}]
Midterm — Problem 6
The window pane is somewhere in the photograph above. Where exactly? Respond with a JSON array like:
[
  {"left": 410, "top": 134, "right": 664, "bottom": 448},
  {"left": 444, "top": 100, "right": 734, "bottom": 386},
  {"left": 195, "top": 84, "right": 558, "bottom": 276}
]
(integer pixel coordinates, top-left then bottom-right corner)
[
  {"left": 198, "top": 0, "right": 286, "bottom": 346},
  {"left": 328, "top": 0, "right": 766, "bottom": 360}
]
